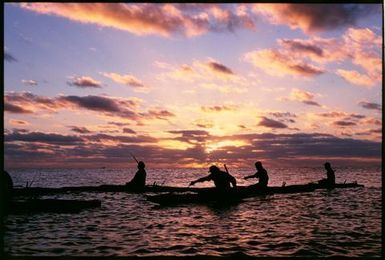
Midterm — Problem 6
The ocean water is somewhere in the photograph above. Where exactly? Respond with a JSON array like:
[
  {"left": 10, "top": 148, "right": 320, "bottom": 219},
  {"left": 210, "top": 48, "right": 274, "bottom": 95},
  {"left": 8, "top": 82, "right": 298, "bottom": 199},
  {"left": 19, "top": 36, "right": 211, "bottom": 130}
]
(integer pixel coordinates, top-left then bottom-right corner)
[{"left": 3, "top": 167, "right": 382, "bottom": 257}]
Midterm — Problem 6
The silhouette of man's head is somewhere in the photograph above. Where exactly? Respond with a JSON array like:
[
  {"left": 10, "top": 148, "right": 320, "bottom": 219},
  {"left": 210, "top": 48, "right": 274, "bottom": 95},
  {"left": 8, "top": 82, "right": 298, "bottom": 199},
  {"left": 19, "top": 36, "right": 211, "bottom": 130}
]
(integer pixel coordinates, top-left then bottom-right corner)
[
  {"left": 324, "top": 162, "right": 331, "bottom": 169},
  {"left": 255, "top": 161, "right": 263, "bottom": 169},
  {"left": 209, "top": 165, "right": 220, "bottom": 173},
  {"left": 138, "top": 161, "right": 145, "bottom": 169}
]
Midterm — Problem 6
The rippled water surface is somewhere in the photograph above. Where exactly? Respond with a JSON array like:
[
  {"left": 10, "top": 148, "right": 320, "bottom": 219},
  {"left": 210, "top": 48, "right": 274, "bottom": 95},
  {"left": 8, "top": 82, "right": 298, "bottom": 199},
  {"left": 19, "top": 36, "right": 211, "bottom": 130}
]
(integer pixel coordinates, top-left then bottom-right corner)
[{"left": 4, "top": 167, "right": 382, "bottom": 257}]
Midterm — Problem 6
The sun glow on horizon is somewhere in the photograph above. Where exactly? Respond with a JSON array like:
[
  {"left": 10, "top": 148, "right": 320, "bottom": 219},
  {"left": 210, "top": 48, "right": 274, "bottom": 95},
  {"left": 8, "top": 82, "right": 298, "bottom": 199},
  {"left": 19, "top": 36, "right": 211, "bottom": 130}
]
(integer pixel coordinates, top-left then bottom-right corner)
[{"left": 205, "top": 140, "right": 248, "bottom": 153}]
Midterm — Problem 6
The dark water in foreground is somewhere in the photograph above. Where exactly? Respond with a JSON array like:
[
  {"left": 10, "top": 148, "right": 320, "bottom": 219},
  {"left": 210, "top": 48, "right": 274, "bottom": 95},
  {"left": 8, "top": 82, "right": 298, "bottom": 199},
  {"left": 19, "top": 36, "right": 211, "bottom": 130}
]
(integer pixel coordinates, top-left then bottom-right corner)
[{"left": 4, "top": 167, "right": 382, "bottom": 257}]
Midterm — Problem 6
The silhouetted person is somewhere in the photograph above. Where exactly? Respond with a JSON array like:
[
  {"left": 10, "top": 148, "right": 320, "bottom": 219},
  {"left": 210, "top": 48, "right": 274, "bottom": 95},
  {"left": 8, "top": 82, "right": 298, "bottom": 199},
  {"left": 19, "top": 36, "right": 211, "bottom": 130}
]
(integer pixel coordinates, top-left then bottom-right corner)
[
  {"left": 126, "top": 161, "right": 146, "bottom": 191},
  {"left": 318, "top": 162, "right": 335, "bottom": 187},
  {"left": 244, "top": 161, "right": 269, "bottom": 188},
  {"left": 1, "top": 171, "right": 13, "bottom": 215},
  {"left": 189, "top": 165, "right": 237, "bottom": 191}
]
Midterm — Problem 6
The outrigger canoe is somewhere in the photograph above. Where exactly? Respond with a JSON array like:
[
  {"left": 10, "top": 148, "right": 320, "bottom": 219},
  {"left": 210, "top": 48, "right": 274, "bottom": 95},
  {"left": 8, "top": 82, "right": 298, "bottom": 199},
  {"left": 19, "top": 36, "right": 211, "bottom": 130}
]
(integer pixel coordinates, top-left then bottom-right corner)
[
  {"left": 13, "top": 182, "right": 364, "bottom": 197},
  {"left": 9, "top": 199, "right": 101, "bottom": 214},
  {"left": 146, "top": 182, "right": 364, "bottom": 206}
]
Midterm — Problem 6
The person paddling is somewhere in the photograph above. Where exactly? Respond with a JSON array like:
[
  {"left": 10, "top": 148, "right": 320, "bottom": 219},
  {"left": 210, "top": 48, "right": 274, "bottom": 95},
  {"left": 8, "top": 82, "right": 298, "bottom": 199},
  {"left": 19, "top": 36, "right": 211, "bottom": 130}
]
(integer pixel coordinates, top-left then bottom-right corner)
[
  {"left": 244, "top": 161, "right": 269, "bottom": 189},
  {"left": 189, "top": 165, "right": 237, "bottom": 191},
  {"left": 126, "top": 161, "right": 146, "bottom": 191},
  {"left": 318, "top": 162, "right": 335, "bottom": 187}
]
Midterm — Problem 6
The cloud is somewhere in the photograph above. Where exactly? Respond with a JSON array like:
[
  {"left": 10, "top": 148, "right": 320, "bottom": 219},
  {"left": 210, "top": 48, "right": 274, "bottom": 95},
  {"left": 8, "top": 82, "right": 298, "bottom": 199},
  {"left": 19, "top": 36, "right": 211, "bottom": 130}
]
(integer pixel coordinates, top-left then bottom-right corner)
[
  {"left": 206, "top": 61, "right": 234, "bottom": 76},
  {"left": 244, "top": 49, "right": 324, "bottom": 77},
  {"left": 69, "top": 126, "right": 92, "bottom": 134},
  {"left": 9, "top": 119, "right": 29, "bottom": 126},
  {"left": 317, "top": 111, "right": 366, "bottom": 121},
  {"left": 333, "top": 120, "right": 357, "bottom": 127},
  {"left": 337, "top": 28, "right": 381, "bottom": 87},
  {"left": 194, "top": 119, "right": 214, "bottom": 129},
  {"left": 252, "top": 4, "right": 379, "bottom": 34},
  {"left": 156, "top": 62, "right": 199, "bottom": 82},
  {"left": 355, "top": 128, "right": 382, "bottom": 136},
  {"left": 358, "top": 101, "right": 381, "bottom": 111},
  {"left": 302, "top": 100, "right": 321, "bottom": 107},
  {"left": 284, "top": 88, "right": 321, "bottom": 106},
  {"left": 337, "top": 28, "right": 381, "bottom": 86},
  {"left": 101, "top": 72, "right": 148, "bottom": 92},
  {"left": 5, "top": 131, "right": 84, "bottom": 146},
  {"left": 59, "top": 95, "right": 130, "bottom": 112},
  {"left": 244, "top": 27, "right": 380, "bottom": 87},
  {"left": 19, "top": 3, "right": 256, "bottom": 38},
  {"left": 201, "top": 105, "right": 238, "bottom": 112},
  {"left": 4, "top": 129, "right": 381, "bottom": 168},
  {"left": 142, "top": 109, "right": 175, "bottom": 120},
  {"left": 364, "top": 118, "right": 381, "bottom": 126},
  {"left": 258, "top": 117, "right": 288, "bottom": 129},
  {"left": 157, "top": 58, "right": 242, "bottom": 83},
  {"left": 85, "top": 133, "right": 157, "bottom": 144},
  {"left": 168, "top": 130, "right": 210, "bottom": 144},
  {"left": 268, "top": 112, "right": 297, "bottom": 124},
  {"left": 123, "top": 128, "right": 136, "bottom": 134},
  {"left": 67, "top": 76, "right": 102, "bottom": 88},
  {"left": 336, "top": 69, "right": 374, "bottom": 87},
  {"left": 4, "top": 102, "right": 33, "bottom": 114},
  {"left": 200, "top": 82, "right": 248, "bottom": 94},
  {"left": 278, "top": 37, "right": 347, "bottom": 65},
  {"left": 4, "top": 92, "right": 175, "bottom": 123},
  {"left": 269, "top": 112, "right": 297, "bottom": 118},
  {"left": 21, "top": 80, "right": 38, "bottom": 86},
  {"left": 318, "top": 112, "right": 347, "bottom": 118},
  {"left": 279, "top": 39, "right": 323, "bottom": 57},
  {"left": 4, "top": 51, "right": 17, "bottom": 62},
  {"left": 108, "top": 122, "right": 131, "bottom": 127}
]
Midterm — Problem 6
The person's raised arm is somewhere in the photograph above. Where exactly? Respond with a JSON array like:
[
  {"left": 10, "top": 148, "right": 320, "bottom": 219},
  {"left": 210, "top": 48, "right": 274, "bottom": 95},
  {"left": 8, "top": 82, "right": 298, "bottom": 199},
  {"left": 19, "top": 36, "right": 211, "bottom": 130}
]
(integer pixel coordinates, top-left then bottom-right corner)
[{"left": 189, "top": 175, "right": 211, "bottom": 186}]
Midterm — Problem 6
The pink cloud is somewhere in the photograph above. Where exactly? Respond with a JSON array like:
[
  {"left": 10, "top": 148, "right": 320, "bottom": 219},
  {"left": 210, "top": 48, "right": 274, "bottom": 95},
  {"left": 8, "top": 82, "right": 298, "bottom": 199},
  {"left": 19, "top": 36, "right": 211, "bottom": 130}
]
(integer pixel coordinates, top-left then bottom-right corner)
[
  {"left": 245, "top": 27, "right": 381, "bottom": 86},
  {"left": 281, "top": 88, "right": 321, "bottom": 106},
  {"left": 67, "top": 76, "right": 102, "bottom": 88},
  {"left": 201, "top": 105, "right": 238, "bottom": 112},
  {"left": 336, "top": 69, "right": 374, "bottom": 87},
  {"left": 252, "top": 4, "right": 378, "bottom": 34},
  {"left": 9, "top": 119, "right": 29, "bottom": 126},
  {"left": 4, "top": 92, "right": 175, "bottom": 123},
  {"left": 244, "top": 49, "right": 324, "bottom": 77},
  {"left": 21, "top": 79, "right": 38, "bottom": 86},
  {"left": 19, "top": 3, "right": 256, "bottom": 38},
  {"left": 258, "top": 117, "right": 288, "bottom": 128},
  {"left": 101, "top": 72, "right": 148, "bottom": 92}
]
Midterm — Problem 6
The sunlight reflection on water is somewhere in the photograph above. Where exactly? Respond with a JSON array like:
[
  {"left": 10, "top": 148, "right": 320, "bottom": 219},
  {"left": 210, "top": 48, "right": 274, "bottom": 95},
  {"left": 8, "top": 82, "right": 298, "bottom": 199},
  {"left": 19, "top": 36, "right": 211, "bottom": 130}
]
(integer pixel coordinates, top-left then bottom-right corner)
[{"left": 4, "top": 167, "right": 382, "bottom": 257}]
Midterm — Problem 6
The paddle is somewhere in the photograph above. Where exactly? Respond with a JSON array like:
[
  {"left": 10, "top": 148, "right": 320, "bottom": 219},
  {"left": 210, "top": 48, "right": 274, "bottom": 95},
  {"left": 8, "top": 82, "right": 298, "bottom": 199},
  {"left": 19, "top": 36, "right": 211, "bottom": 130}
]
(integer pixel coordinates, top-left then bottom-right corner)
[
  {"left": 224, "top": 164, "right": 229, "bottom": 174},
  {"left": 129, "top": 152, "right": 139, "bottom": 164}
]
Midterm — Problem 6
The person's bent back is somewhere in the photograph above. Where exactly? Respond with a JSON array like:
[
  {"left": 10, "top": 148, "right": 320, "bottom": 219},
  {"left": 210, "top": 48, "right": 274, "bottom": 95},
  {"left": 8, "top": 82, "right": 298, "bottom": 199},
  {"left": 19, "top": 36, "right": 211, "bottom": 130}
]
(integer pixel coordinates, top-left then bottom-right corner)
[{"left": 190, "top": 165, "right": 236, "bottom": 191}]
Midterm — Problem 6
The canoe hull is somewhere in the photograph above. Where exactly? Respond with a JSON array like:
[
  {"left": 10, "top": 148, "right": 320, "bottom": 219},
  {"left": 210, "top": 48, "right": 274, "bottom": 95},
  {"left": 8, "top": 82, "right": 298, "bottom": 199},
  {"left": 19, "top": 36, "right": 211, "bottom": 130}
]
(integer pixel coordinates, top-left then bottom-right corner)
[
  {"left": 146, "top": 183, "right": 364, "bottom": 206},
  {"left": 13, "top": 182, "right": 364, "bottom": 196}
]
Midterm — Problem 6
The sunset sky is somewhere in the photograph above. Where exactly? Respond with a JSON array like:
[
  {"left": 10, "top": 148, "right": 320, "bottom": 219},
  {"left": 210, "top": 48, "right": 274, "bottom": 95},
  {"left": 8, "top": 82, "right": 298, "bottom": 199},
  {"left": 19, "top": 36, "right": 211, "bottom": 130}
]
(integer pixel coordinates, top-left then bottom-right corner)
[{"left": 4, "top": 3, "right": 382, "bottom": 169}]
